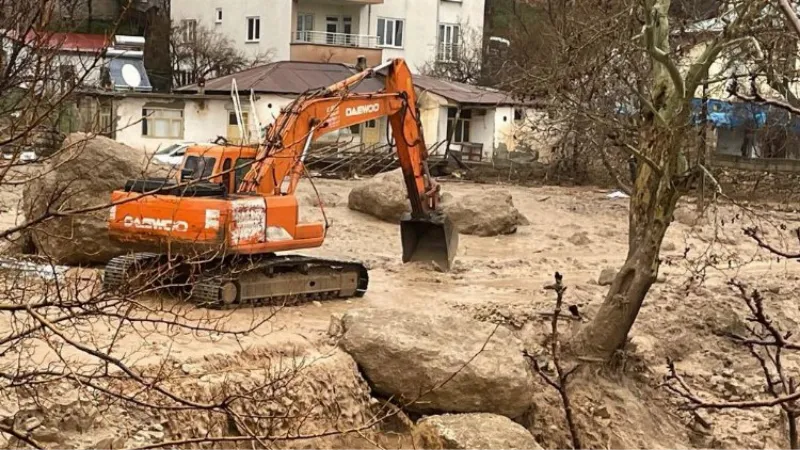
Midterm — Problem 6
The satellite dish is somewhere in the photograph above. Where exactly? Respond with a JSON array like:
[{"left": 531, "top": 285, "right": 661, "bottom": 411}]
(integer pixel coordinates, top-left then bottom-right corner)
[{"left": 121, "top": 64, "right": 142, "bottom": 88}]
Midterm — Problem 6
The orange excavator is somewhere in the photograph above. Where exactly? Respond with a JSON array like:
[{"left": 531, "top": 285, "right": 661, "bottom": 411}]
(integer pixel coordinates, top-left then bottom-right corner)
[{"left": 103, "top": 58, "right": 458, "bottom": 307}]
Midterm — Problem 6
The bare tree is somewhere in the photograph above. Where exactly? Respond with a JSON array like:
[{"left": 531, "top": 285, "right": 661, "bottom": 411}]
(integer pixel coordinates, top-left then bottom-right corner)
[
  {"left": 666, "top": 281, "right": 800, "bottom": 449},
  {"left": 525, "top": 272, "right": 582, "bottom": 450},
  {"left": 171, "top": 23, "right": 273, "bottom": 88},
  {"left": 504, "top": 0, "right": 800, "bottom": 361}
]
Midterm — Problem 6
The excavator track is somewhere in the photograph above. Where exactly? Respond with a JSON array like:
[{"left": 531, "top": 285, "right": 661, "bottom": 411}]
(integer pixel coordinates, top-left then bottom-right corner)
[{"left": 103, "top": 253, "right": 368, "bottom": 309}]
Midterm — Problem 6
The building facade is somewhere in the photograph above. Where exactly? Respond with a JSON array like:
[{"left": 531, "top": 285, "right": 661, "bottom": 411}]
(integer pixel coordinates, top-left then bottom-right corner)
[{"left": 170, "top": 0, "right": 485, "bottom": 73}]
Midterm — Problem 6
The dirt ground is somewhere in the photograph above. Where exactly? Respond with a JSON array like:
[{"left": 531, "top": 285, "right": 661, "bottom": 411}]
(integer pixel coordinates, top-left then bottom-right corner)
[{"left": 3, "top": 173, "right": 800, "bottom": 449}]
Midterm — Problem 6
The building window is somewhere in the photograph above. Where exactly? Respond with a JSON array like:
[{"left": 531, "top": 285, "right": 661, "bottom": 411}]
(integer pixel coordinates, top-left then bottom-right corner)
[
  {"left": 437, "top": 24, "right": 461, "bottom": 62},
  {"left": 247, "top": 17, "right": 261, "bottom": 42},
  {"left": 181, "top": 19, "right": 197, "bottom": 42},
  {"left": 215, "top": 8, "right": 223, "bottom": 24},
  {"left": 377, "top": 18, "right": 404, "bottom": 48},
  {"left": 142, "top": 108, "right": 184, "bottom": 139},
  {"left": 513, "top": 108, "right": 524, "bottom": 122},
  {"left": 296, "top": 13, "right": 314, "bottom": 42},
  {"left": 446, "top": 108, "right": 471, "bottom": 144},
  {"left": 59, "top": 64, "right": 76, "bottom": 90},
  {"left": 365, "top": 119, "right": 377, "bottom": 129}
]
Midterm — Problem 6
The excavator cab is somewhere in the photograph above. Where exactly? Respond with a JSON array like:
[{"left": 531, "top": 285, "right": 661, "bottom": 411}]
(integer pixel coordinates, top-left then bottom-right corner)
[{"left": 401, "top": 211, "right": 458, "bottom": 272}]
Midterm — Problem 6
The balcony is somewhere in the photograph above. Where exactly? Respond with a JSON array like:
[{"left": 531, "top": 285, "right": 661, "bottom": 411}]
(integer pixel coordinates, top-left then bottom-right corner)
[
  {"left": 293, "top": 31, "right": 378, "bottom": 48},
  {"left": 290, "top": 31, "right": 383, "bottom": 66}
]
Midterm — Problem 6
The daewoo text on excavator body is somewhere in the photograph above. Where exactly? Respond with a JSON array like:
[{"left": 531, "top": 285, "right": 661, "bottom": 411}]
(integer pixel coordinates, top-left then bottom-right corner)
[{"left": 103, "top": 59, "right": 458, "bottom": 307}]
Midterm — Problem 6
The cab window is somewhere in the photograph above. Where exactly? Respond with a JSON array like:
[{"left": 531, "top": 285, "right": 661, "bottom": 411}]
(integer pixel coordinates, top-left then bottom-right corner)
[
  {"left": 234, "top": 158, "right": 255, "bottom": 188},
  {"left": 182, "top": 156, "right": 216, "bottom": 180}
]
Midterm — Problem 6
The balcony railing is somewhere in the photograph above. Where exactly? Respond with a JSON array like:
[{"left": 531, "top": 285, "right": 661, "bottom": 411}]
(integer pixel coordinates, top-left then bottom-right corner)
[{"left": 293, "top": 31, "right": 379, "bottom": 49}]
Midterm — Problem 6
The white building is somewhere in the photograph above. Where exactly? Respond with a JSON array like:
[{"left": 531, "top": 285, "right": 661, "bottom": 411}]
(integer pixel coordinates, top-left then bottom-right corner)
[
  {"left": 170, "top": 0, "right": 486, "bottom": 73},
  {"left": 78, "top": 60, "right": 538, "bottom": 163}
]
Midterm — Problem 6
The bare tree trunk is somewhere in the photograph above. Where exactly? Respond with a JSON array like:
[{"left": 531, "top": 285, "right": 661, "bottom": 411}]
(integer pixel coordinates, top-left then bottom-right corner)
[
  {"left": 788, "top": 410, "right": 798, "bottom": 450},
  {"left": 573, "top": 134, "right": 682, "bottom": 358}
]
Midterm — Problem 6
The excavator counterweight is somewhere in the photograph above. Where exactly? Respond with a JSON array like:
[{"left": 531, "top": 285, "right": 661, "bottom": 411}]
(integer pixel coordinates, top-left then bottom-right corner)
[{"left": 104, "top": 58, "right": 458, "bottom": 307}]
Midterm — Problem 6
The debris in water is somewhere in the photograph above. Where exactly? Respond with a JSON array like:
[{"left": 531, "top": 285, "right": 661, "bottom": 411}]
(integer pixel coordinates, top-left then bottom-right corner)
[{"left": 606, "top": 190, "right": 629, "bottom": 199}]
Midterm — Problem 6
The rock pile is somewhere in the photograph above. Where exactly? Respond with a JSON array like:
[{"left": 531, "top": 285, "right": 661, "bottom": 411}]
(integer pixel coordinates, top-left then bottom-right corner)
[
  {"left": 347, "top": 169, "right": 529, "bottom": 236},
  {"left": 415, "top": 413, "right": 542, "bottom": 449}
]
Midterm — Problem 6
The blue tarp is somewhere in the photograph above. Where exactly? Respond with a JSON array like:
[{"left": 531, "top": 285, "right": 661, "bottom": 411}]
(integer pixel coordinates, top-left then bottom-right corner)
[
  {"left": 689, "top": 98, "right": 800, "bottom": 133},
  {"left": 618, "top": 97, "right": 800, "bottom": 132}
]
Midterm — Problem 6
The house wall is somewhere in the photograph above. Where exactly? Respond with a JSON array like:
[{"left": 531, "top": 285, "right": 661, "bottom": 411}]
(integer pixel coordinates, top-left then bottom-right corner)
[
  {"left": 369, "top": 0, "right": 485, "bottom": 72},
  {"left": 111, "top": 93, "right": 360, "bottom": 151},
  {"left": 171, "top": 0, "right": 292, "bottom": 61},
  {"left": 171, "top": 0, "right": 486, "bottom": 73},
  {"left": 682, "top": 41, "right": 800, "bottom": 101},
  {"left": 289, "top": 45, "right": 382, "bottom": 66},
  {"left": 291, "top": 0, "right": 363, "bottom": 37},
  {"left": 417, "top": 91, "right": 445, "bottom": 154},
  {"left": 113, "top": 96, "right": 228, "bottom": 151}
]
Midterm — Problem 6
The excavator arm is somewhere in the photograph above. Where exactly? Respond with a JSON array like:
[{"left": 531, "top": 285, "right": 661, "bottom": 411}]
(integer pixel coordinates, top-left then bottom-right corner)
[{"left": 240, "top": 59, "right": 457, "bottom": 270}]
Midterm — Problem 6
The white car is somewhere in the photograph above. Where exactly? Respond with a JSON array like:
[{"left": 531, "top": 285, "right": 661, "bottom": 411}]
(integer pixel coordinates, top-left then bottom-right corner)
[{"left": 152, "top": 142, "right": 214, "bottom": 167}]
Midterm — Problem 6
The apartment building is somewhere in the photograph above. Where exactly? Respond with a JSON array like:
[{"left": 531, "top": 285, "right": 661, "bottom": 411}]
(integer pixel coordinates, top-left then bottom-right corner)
[{"left": 171, "top": 0, "right": 485, "bottom": 73}]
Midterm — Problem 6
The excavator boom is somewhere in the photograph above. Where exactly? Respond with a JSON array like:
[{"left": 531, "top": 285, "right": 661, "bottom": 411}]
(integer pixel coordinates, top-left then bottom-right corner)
[{"left": 238, "top": 58, "right": 457, "bottom": 270}]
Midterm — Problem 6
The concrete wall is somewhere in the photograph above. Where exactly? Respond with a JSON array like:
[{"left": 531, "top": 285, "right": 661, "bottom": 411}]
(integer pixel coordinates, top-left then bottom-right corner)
[
  {"left": 369, "top": 0, "right": 485, "bottom": 72},
  {"left": 289, "top": 44, "right": 382, "bottom": 65},
  {"left": 171, "top": 0, "right": 486, "bottom": 73},
  {"left": 291, "top": 0, "right": 363, "bottom": 36},
  {"left": 171, "top": 0, "right": 291, "bottom": 61},
  {"left": 417, "top": 91, "right": 446, "bottom": 153},
  {"left": 682, "top": 40, "right": 800, "bottom": 101},
  {"left": 111, "top": 92, "right": 363, "bottom": 151}
]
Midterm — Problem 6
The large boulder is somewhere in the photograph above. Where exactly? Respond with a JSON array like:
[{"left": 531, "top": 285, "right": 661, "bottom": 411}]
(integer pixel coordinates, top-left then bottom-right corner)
[
  {"left": 347, "top": 169, "right": 410, "bottom": 222},
  {"left": 347, "top": 169, "right": 529, "bottom": 236},
  {"left": 336, "top": 308, "right": 537, "bottom": 418},
  {"left": 415, "top": 413, "right": 541, "bottom": 450},
  {"left": 21, "top": 133, "right": 169, "bottom": 265},
  {"left": 441, "top": 190, "right": 529, "bottom": 237}
]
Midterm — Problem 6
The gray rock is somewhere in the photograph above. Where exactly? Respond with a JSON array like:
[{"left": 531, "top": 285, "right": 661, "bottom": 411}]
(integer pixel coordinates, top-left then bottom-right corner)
[
  {"left": 598, "top": 268, "right": 617, "bottom": 286},
  {"left": 93, "top": 435, "right": 126, "bottom": 449},
  {"left": 338, "top": 308, "right": 537, "bottom": 418},
  {"left": 662, "top": 241, "right": 678, "bottom": 252},
  {"left": 22, "top": 416, "right": 42, "bottom": 431},
  {"left": 347, "top": 170, "right": 529, "bottom": 236},
  {"left": 415, "top": 413, "right": 541, "bottom": 449},
  {"left": 31, "top": 426, "right": 63, "bottom": 443},
  {"left": 304, "top": 192, "right": 342, "bottom": 208},
  {"left": 347, "top": 169, "right": 410, "bottom": 223},
  {"left": 21, "top": 133, "right": 170, "bottom": 264},
  {"left": 441, "top": 191, "right": 529, "bottom": 237},
  {"left": 567, "top": 231, "right": 592, "bottom": 246}
]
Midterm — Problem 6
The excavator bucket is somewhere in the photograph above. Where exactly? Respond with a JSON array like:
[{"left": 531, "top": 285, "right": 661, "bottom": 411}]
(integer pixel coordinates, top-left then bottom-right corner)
[{"left": 400, "top": 212, "right": 458, "bottom": 272}]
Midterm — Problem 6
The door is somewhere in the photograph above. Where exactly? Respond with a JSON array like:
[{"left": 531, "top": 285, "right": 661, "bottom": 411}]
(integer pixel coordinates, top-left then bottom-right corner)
[
  {"left": 227, "top": 111, "right": 250, "bottom": 144},
  {"left": 363, "top": 118, "right": 382, "bottom": 145},
  {"left": 296, "top": 13, "right": 313, "bottom": 42},
  {"left": 326, "top": 16, "right": 338, "bottom": 44},
  {"left": 343, "top": 16, "right": 353, "bottom": 45}
]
